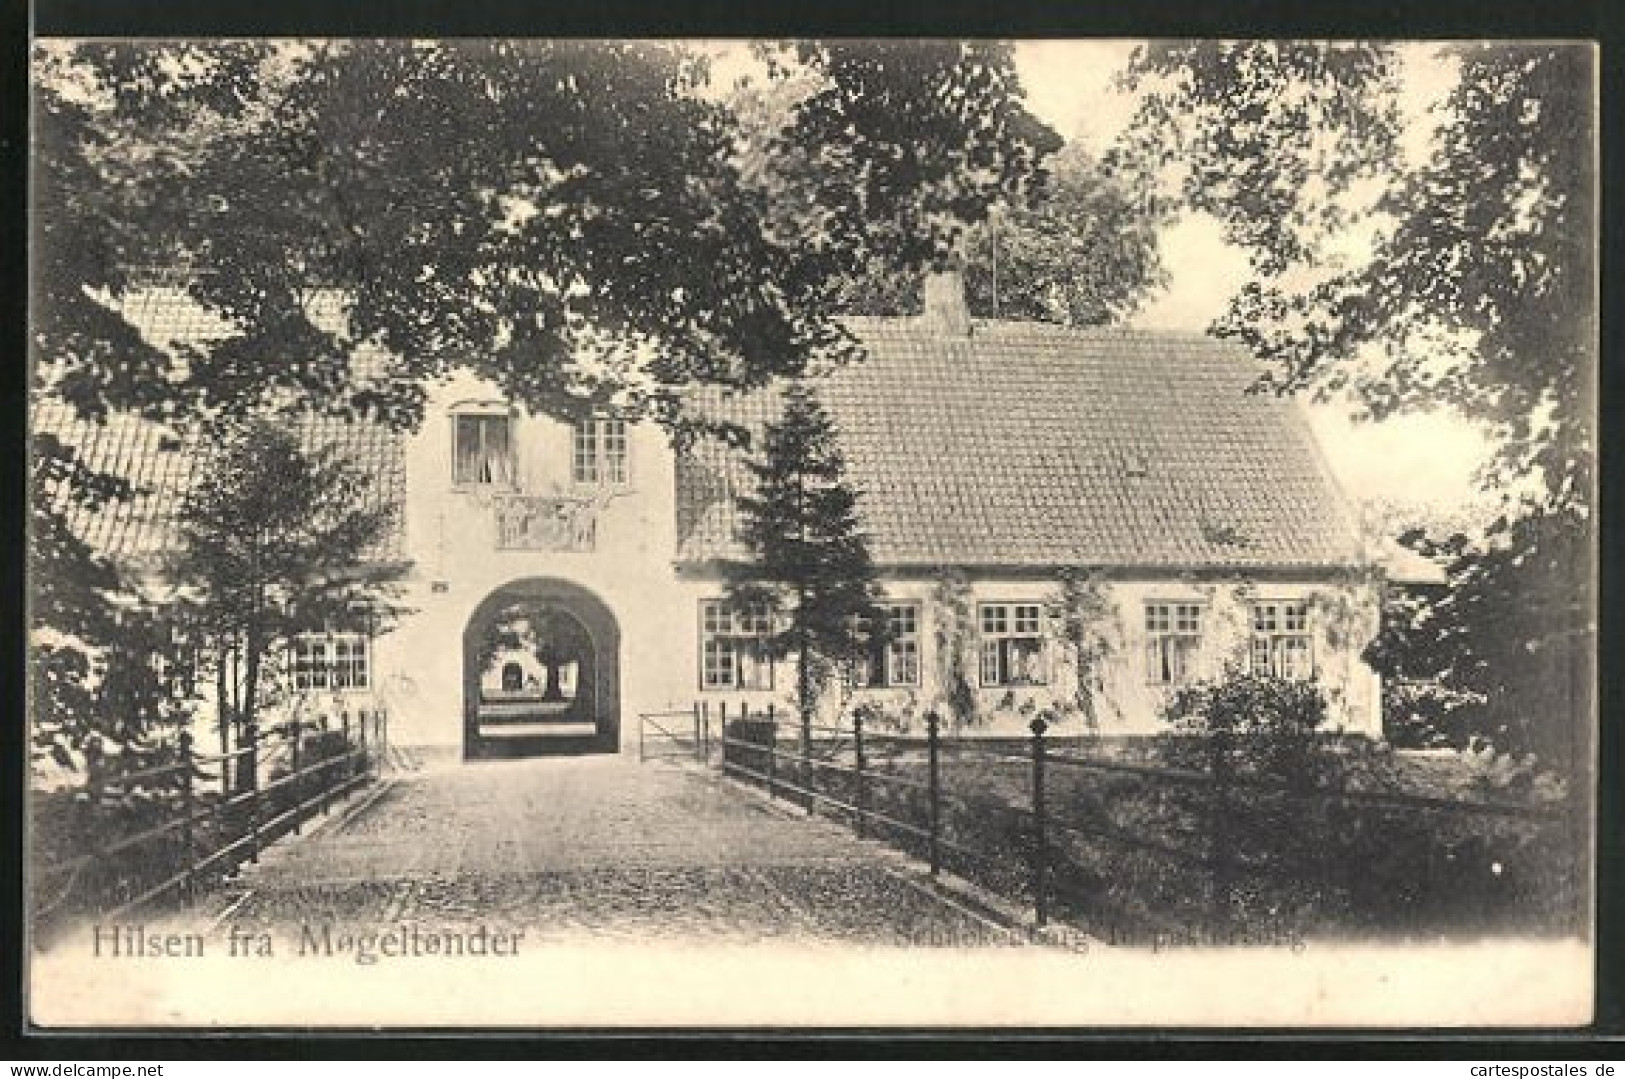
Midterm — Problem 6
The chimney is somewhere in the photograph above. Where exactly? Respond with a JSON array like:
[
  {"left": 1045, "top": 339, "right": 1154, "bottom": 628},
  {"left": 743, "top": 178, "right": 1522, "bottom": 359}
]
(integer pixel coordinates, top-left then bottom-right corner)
[{"left": 920, "top": 269, "right": 972, "bottom": 337}]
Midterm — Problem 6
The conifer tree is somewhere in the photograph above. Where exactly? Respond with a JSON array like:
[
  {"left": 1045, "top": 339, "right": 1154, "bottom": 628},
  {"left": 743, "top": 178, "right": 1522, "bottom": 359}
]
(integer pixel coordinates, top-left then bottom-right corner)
[
  {"left": 172, "top": 421, "right": 408, "bottom": 791},
  {"left": 726, "top": 385, "right": 885, "bottom": 742}
]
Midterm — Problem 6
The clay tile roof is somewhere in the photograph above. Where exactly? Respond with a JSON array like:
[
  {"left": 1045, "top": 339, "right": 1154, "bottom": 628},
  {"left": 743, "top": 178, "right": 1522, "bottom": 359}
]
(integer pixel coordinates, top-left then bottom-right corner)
[
  {"left": 33, "top": 290, "right": 405, "bottom": 566},
  {"left": 35, "top": 405, "right": 407, "bottom": 567},
  {"left": 676, "top": 316, "right": 1362, "bottom": 571}
]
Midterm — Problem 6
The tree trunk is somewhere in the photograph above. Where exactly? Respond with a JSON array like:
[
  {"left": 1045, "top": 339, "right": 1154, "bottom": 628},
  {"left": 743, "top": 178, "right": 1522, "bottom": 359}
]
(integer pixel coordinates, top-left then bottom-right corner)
[
  {"left": 239, "top": 632, "right": 261, "bottom": 794},
  {"left": 796, "top": 581, "right": 812, "bottom": 754},
  {"left": 795, "top": 467, "right": 812, "bottom": 755},
  {"left": 798, "top": 633, "right": 812, "bottom": 745},
  {"left": 216, "top": 641, "right": 232, "bottom": 791}
]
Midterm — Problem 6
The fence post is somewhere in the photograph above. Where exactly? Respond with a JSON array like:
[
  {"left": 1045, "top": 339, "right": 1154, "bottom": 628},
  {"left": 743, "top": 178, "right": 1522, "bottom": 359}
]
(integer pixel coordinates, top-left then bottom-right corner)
[
  {"left": 289, "top": 720, "right": 303, "bottom": 835},
  {"left": 766, "top": 705, "right": 777, "bottom": 800},
  {"left": 178, "top": 731, "right": 195, "bottom": 903},
  {"left": 853, "top": 709, "right": 867, "bottom": 840},
  {"left": 1208, "top": 721, "right": 1236, "bottom": 933},
  {"left": 693, "top": 702, "right": 702, "bottom": 763},
  {"left": 803, "top": 710, "right": 816, "bottom": 817},
  {"left": 800, "top": 703, "right": 815, "bottom": 816},
  {"left": 718, "top": 702, "right": 729, "bottom": 775},
  {"left": 926, "top": 711, "right": 941, "bottom": 878},
  {"left": 218, "top": 719, "right": 232, "bottom": 796},
  {"left": 214, "top": 736, "right": 228, "bottom": 860},
  {"left": 638, "top": 711, "right": 646, "bottom": 763},
  {"left": 322, "top": 747, "right": 334, "bottom": 815},
  {"left": 245, "top": 720, "right": 261, "bottom": 865},
  {"left": 1030, "top": 716, "right": 1049, "bottom": 929},
  {"left": 700, "top": 701, "right": 711, "bottom": 764}
]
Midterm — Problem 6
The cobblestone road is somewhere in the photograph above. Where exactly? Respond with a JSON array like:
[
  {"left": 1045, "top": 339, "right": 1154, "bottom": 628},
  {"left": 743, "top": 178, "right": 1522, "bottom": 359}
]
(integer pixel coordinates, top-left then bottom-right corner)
[{"left": 204, "top": 751, "right": 1021, "bottom": 947}]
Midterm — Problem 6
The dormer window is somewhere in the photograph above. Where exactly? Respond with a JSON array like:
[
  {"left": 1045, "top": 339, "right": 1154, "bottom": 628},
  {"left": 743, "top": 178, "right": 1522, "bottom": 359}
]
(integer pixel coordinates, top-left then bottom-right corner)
[
  {"left": 452, "top": 405, "right": 514, "bottom": 487},
  {"left": 573, "top": 417, "right": 629, "bottom": 486}
]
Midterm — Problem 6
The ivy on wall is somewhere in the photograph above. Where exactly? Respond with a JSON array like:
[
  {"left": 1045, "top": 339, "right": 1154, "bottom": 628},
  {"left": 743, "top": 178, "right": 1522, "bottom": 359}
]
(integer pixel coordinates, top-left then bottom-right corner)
[{"left": 929, "top": 569, "right": 979, "bottom": 729}]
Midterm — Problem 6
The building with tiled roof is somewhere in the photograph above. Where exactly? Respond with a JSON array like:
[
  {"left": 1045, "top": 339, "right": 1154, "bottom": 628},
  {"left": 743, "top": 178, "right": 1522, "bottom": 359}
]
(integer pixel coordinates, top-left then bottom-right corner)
[
  {"left": 677, "top": 321, "right": 1361, "bottom": 571},
  {"left": 34, "top": 288, "right": 408, "bottom": 571},
  {"left": 35, "top": 402, "right": 407, "bottom": 569},
  {"left": 34, "top": 273, "right": 1383, "bottom": 755}
]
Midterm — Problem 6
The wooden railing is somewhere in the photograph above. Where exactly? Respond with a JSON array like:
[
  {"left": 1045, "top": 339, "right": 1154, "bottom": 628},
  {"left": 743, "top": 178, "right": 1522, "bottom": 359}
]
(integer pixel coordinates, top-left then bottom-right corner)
[
  {"left": 33, "top": 708, "right": 389, "bottom": 936},
  {"left": 636, "top": 708, "right": 707, "bottom": 763},
  {"left": 696, "top": 708, "right": 1573, "bottom": 939}
]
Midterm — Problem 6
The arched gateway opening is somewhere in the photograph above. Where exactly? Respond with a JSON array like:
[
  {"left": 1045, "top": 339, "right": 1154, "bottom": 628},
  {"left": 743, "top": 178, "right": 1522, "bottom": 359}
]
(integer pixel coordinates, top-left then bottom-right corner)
[{"left": 463, "top": 578, "right": 620, "bottom": 759}]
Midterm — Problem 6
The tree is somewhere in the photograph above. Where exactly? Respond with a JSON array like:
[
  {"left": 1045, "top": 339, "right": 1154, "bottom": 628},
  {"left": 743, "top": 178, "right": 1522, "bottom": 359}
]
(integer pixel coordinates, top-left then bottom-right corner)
[
  {"left": 829, "top": 145, "right": 1167, "bottom": 323},
  {"left": 1114, "top": 42, "right": 1593, "bottom": 513},
  {"left": 960, "top": 144, "right": 1168, "bottom": 325},
  {"left": 1366, "top": 504, "right": 1589, "bottom": 766},
  {"left": 1113, "top": 42, "right": 1595, "bottom": 774},
  {"left": 34, "top": 40, "right": 1053, "bottom": 432},
  {"left": 31, "top": 40, "right": 1053, "bottom": 750},
  {"left": 733, "top": 72, "right": 1159, "bottom": 324},
  {"left": 28, "top": 431, "right": 192, "bottom": 777},
  {"left": 476, "top": 604, "right": 588, "bottom": 704},
  {"left": 171, "top": 421, "right": 407, "bottom": 791},
  {"left": 725, "top": 385, "right": 885, "bottom": 742}
]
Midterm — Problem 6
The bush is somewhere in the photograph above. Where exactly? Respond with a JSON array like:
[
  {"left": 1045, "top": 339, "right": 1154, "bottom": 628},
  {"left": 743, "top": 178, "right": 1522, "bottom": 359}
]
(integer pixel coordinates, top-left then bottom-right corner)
[
  {"left": 1138, "top": 669, "right": 1580, "bottom": 938},
  {"left": 1158, "top": 669, "right": 1332, "bottom": 786}
]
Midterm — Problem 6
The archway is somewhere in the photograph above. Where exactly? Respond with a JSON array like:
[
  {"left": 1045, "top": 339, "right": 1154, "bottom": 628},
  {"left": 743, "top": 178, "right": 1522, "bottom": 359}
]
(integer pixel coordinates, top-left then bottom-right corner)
[{"left": 463, "top": 578, "right": 620, "bottom": 759}]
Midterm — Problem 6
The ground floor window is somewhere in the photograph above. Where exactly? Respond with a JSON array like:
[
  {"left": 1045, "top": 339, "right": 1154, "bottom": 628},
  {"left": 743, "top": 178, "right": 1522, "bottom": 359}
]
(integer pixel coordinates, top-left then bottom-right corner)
[
  {"left": 860, "top": 603, "right": 921, "bottom": 687},
  {"left": 979, "top": 602, "right": 1046, "bottom": 686},
  {"left": 1250, "top": 601, "right": 1314, "bottom": 680},
  {"left": 700, "top": 600, "right": 774, "bottom": 691},
  {"left": 291, "top": 633, "right": 371, "bottom": 692},
  {"left": 1145, "top": 602, "right": 1203, "bottom": 686}
]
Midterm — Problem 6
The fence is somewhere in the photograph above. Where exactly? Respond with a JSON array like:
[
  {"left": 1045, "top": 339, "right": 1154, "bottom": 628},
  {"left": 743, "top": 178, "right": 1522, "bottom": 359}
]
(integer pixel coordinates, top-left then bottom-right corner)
[
  {"left": 637, "top": 708, "right": 707, "bottom": 763},
  {"left": 32, "top": 707, "right": 389, "bottom": 938},
  {"left": 689, "top": 703, "right": 1573, "bottom": 939}
]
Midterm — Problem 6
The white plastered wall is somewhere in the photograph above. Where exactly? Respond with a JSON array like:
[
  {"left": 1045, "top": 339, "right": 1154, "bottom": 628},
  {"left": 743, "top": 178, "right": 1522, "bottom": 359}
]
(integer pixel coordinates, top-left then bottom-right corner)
[
  {"left": 369, "top": 372, "right": 698, "bottom": 749},
  {"left": 676, "top": 574, "right": 1384, "bottom": 742},
  {"left": 368, "top": 373, "right": 1381, "bottom": 749}
]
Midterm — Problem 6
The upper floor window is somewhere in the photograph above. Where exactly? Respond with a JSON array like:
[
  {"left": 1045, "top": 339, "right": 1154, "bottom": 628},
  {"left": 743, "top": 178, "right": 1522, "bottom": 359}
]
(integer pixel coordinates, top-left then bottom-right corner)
[
  {"left": 699, "top": 600, "right": 774, "bottom": 691},
  {"left": 979, "top": 602, "right": 1046, "bottom": 687},
  {"left": 860, "top": 603, "right": 921, "bottom": 688},
  {"left": 453, "top": 410, "right": 514, "bottom": 486},
  {"left": 573, "top": 417, "right": 629, "bottom": 486},
  {"left": 1250, "top": 601, "right": 1314, "bottom": 680},
  {"left": 291, "top": 633, "right": 370, "bottom": 692},
  {"left": 1145, "top": 602, "right": 1203, "bottom": 686}
]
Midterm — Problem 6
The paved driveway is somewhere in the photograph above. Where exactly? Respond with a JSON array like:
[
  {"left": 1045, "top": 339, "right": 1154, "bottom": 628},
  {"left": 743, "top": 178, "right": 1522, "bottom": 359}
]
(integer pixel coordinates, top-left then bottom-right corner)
[{"left": 203, "top": 751, "right": 1020, "bottom": 948}]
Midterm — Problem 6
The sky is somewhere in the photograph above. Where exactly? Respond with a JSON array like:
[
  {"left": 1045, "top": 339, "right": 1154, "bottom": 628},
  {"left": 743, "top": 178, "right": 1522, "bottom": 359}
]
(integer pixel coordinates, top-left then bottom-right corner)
[{"left": 1007, "top": 41, "right": 1492, "bottom": 516}]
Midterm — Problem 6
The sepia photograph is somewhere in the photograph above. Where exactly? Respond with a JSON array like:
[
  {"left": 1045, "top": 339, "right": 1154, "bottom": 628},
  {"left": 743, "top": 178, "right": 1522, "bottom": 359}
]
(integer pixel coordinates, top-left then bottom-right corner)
[{"left": 24, "top": 37, "right": 1597, "bottom": 1029}]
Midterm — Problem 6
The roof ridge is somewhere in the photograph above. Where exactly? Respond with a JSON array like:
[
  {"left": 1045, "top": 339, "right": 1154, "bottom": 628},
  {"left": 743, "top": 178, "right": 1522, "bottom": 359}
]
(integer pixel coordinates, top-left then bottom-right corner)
[{"left": 834, "top": 313, "right": 1235, "bottom": 343}]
